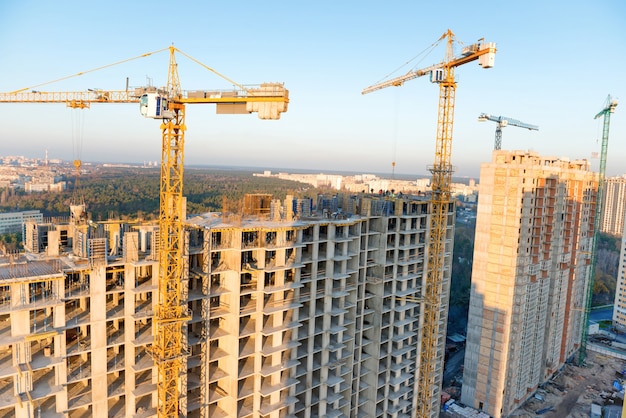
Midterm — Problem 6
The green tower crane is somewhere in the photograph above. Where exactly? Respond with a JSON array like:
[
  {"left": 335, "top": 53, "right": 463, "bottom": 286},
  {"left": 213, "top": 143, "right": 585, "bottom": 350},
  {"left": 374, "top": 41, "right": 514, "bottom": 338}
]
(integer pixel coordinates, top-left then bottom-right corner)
[{"left": 579, "top": 95, "right": 618, "bottom": 364}]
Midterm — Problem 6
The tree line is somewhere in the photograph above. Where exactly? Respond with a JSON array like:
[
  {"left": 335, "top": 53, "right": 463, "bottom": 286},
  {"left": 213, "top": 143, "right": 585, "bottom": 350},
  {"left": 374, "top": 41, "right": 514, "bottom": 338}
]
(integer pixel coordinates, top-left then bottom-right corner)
[
  {"left": 1, "top": 168, "right": 620, "bottom": 314},
  {"left": 0, "top": 167, "right": 314, "bottom": 221}
]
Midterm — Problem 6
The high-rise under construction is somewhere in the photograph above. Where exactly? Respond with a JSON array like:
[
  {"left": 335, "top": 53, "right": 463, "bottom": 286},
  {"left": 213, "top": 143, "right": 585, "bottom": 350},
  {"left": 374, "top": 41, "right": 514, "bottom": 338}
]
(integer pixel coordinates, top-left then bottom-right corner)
[
  {"left": 612, "top": 204, "right": 626, "bottom": 329},
  {"left": 0, "top": 192, "right": 452, "bottom": 417},
  {"left": 601, "top": 175, "right": 626, "bottom": 236},
  {"left": 461, "top": 150, "right": 597, "bottom": 418}
]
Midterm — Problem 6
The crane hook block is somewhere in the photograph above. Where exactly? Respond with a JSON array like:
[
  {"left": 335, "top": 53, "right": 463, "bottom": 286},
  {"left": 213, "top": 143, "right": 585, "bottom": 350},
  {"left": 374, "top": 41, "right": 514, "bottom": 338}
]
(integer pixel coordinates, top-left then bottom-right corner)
[{"left": 140, "top": 93, "right": 174, "bottom": 119}]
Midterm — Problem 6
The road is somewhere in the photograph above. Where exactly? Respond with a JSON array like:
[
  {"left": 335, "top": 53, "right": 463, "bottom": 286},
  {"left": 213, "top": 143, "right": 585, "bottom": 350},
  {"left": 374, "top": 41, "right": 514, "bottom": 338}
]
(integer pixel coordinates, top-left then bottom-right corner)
[
  {"left": 443, "top": 347, "right": 465, "bottom": 387},
  {"left": 589, "top": 305, "right": 613, "bottom": 323}
]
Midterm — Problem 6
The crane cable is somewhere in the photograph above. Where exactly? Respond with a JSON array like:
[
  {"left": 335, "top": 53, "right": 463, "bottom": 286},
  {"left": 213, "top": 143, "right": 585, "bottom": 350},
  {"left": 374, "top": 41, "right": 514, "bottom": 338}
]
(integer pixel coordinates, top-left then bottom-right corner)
[
  {"left": 9, "top": 48, "right": 169, "bottom": 94},
  {"left": 592, "top": 100, "right": 605, "bottom": 163},
  {"left": 391, "top": 89, "right": 400, "bottom": 179},
  {"left": 372, "top": 38, "right": 443, "bottom": 87},
  {"left": 371, "top": 34, "right": 455, "bottom": 181},
  {"left": 70, "top": 108, "right": 86, "bottom": 205},
  {"left": 10, "top": 46, "right": 250, "bottom": 98}
]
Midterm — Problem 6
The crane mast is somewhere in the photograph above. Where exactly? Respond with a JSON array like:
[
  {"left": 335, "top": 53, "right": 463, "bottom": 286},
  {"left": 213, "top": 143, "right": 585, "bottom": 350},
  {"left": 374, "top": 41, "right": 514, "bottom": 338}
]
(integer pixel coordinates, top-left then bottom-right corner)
[
  {"left": 156, "top": 100, "right": 188, "bottom": 417},
  {"left": 579, "top": 95, "right": 618, "bottom": 365},
  {"left": 421, "top": 63, "right": 456, "bottom": 418},
  {"left": 477, "top": 113, "right": 539, "bottom": 150},
  {"left": 363, "top": 29, "right": 496, "bottom": 418},
  {"left": 154, "top": 47, "right": 189, "bottom": 418}
]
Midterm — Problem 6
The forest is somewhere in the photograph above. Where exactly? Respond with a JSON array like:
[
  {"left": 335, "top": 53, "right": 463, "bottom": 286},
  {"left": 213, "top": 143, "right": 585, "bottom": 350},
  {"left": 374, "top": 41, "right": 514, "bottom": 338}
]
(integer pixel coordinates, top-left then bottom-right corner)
[
  {"left": 592, "top": 232, "right": 620, "bottom": 306},
  {"left": 0, "top": 167, "right": 317, "bottom": 221}
]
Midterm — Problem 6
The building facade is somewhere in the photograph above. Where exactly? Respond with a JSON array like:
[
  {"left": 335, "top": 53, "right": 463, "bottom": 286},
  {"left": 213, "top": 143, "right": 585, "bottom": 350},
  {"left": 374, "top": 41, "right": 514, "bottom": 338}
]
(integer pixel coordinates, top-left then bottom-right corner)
[
  {"left": 601, "top": 176, "right": 626, "bottom": 329},
  {"left": 460, "top": 151, "right": 597, "bottom": 418},
  {"left": 612, "top": 218, "right": 626, "bottom": 328},
  {"left": 600, "top": 175, "right": 626, "bottom": 236},
  {"left": 0, "top": 192, "right": 453, "bottom": 418}
]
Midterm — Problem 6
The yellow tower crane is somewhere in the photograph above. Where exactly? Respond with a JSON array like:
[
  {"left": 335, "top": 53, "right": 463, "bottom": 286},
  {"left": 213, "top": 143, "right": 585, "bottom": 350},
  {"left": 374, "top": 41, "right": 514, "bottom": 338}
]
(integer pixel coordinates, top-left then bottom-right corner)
[
  {"left": 363, "top": 29, "right": 496, "bottom": 418},
  {"left": 0, "top": 46, "right": 288, "bottom": 418}
]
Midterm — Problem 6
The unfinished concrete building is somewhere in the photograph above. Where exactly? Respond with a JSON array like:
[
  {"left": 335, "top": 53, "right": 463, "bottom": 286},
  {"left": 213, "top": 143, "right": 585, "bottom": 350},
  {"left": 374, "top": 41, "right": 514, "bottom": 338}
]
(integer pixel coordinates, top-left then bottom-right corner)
[
  {"left": 0, "top": 192, "right": 452, "bottom": 417},
  {"left": 461, "top": 151, "right": 597, "bottom": 418}
]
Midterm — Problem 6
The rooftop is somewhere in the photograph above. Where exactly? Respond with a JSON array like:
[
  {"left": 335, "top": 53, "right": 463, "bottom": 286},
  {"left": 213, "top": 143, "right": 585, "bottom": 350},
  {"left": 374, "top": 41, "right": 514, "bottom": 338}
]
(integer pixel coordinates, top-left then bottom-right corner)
[{"left": 0, "top": 254, "right": 66, "bottom": 281}]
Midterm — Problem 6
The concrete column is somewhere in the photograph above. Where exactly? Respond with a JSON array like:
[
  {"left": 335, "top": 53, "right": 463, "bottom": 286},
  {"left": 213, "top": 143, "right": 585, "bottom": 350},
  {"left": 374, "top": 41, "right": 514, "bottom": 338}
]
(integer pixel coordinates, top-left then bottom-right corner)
[
  {"left": 55, "top": 275, "right": 69, "bottom": 412},
  {"left": 90, "top": 266, "right": 108, "bottom": 417},
  {"left": 47, "top": 230, "right": 60, "bottom": 256},
  {"left": 124, "top": 232, "right": 139, "bottom": 263},
  {"left": 125, "top": 263, "right": 137, "bottom": 416}
]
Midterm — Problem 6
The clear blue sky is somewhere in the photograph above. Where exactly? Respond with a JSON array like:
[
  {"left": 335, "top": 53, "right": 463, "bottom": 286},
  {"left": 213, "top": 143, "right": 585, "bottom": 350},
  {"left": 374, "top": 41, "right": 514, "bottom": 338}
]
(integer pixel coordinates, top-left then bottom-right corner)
[{"left": 1, "top": 1, "right": 624, "bottom": 178}]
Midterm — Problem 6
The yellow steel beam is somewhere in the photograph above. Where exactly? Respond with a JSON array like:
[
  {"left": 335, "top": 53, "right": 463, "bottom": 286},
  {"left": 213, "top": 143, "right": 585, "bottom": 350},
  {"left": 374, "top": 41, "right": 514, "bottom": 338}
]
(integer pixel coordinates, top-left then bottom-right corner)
[{"left": 0, "top": 90, "right": 288, "bottom": 105}]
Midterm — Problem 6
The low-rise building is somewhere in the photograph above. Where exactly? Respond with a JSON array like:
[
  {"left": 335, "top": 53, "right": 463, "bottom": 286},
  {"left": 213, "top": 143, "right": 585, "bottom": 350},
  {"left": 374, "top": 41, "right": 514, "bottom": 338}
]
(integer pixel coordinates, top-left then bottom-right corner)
[{"left": 0, "top": 210, "right": 43, "bottom": 234}]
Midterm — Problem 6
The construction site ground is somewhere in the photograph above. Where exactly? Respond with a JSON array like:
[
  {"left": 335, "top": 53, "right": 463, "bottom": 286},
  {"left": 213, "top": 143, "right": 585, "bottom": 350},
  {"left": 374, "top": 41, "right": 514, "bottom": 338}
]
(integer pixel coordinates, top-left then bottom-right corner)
[{"left": 441, "top": 350, "right": 625, "bottom": 417}]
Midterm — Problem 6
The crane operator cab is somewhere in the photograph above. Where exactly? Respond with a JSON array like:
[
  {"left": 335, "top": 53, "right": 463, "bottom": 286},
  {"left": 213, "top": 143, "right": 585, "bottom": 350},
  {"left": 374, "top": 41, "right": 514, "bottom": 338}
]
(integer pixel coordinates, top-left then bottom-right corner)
[{"left": 139, "top": 93, "right": 174, "bottom": 119}]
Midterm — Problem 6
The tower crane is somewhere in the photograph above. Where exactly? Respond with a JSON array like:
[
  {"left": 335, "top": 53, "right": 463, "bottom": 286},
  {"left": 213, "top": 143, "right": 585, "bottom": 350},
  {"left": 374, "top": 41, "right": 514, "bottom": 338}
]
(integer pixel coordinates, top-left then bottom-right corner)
[
  {"left": 363, "top": 29, "right": 496, "bottom": 418},
  {"left": 0, "top": 46, "right": 288, "bottom": 418},
  {"left": 477, "top": 113, "right": 538, "bottom": 150},
  {"left": 579, "top": 95, "right": 618, "bottom": 365}
]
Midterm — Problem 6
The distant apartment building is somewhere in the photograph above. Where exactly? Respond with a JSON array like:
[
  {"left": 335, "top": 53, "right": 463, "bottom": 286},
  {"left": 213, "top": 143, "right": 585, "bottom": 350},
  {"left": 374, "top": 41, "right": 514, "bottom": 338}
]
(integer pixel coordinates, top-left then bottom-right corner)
[
  {"left": 0, "top": 192, "right": 451, "bottom": 417},
  {"left": 461, "top": 151, "right": 597, "bottom": 418},
  {"left": 601, "top": 175, "right": 626, "bottom": 236},
  {"left": 613, "top": 217, "right": 626, "bottom": 328},
  {"left": 25, "top": 177, "right": 66, "bottom": 193},
  {"left": 0, "top": 163, "right": 68, "bottom": 193},
  {"left": 25, "top": 182, "right": 66, "bottom": 193},
  {"left": 255, "top": 170, "right": 432, "bottom": 195},
  {"left": 0, "top": 210, "right": 43, "bottom": 234}
]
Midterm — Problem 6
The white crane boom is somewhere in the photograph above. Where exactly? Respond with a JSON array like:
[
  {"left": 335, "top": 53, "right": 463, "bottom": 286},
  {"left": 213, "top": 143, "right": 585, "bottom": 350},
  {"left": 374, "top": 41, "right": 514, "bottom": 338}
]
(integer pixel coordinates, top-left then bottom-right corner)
[{"left": 478, "top": 113, "right": 538, "bottom": 150}]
